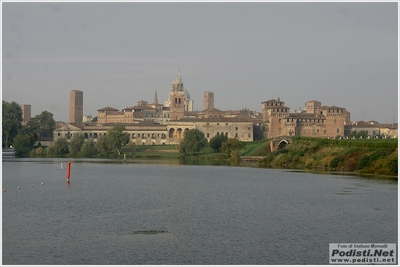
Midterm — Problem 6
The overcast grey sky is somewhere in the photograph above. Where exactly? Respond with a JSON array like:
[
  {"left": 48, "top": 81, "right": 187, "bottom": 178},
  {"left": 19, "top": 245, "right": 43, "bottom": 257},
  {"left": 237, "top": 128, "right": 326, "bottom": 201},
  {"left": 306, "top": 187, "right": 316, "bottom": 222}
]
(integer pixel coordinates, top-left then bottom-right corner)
[{"left": 2, "top": 2, "right": 398, "bottom": 123}]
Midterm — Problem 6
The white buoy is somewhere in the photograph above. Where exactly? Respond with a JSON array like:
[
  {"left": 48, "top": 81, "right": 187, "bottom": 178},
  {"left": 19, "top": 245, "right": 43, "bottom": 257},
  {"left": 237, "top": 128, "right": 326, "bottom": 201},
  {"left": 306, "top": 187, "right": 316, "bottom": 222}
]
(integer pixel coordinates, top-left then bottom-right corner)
[
  {"left": 61, "top": 162, "right": 63, "bottom": 169},
  {"left": 41, "top": 182, "right": 44, "bottom": 185},
  {"left": 18, "top": 186, "right": 21, "bottom": 189}
]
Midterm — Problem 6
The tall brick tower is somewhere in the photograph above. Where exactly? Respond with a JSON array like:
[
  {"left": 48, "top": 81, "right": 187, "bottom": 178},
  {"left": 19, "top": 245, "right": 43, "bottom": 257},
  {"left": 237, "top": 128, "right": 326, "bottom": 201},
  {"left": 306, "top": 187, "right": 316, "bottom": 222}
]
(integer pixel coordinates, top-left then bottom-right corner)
[
  {"left": 69, "top": 90, "right": 83, "bottom": 123},
  {"left": 203, "top": 91, "right": 214, "bottom": 110},
  {"left": 20, "top": 104, "right": 31, "bottom": 124},
  {"left": 261, "top": 97, "right": 290, "bottom": 138}
]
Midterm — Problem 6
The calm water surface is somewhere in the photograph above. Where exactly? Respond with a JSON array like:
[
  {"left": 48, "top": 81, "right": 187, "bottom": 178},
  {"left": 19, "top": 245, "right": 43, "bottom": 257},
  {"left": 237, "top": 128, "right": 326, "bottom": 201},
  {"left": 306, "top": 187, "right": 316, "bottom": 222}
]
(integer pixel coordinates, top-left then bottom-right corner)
[{"left": 2, "top": 158, "right": 397, "bottom": 265}]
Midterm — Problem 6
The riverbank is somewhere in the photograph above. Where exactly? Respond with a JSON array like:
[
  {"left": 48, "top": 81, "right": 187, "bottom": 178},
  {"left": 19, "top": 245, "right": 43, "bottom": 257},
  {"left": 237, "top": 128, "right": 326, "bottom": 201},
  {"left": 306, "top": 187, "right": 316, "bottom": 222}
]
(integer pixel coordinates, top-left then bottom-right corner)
[
  {"left": 258, "top": 137, "right": 398, "bottom": 176},
  {"left": 25, "top": 137, "right": 397, "bottom": 177},
  {"left": 119, "top": 137, "right": 398, "bottom": 176}
]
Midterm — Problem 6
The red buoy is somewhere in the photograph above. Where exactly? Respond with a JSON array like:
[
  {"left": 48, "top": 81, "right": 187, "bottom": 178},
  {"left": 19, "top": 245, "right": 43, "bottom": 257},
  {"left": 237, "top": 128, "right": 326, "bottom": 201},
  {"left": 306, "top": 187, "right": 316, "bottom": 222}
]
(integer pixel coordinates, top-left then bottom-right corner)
[{"left": 67, "top": 161, "right": 71, "bottom": 182}]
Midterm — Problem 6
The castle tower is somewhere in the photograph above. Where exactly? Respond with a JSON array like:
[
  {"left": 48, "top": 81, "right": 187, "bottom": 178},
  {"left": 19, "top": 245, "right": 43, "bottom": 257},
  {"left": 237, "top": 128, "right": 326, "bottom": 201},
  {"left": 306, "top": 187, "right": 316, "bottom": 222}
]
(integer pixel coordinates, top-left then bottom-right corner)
[
  {"left": 305, "top": 100, "right": 321, "bottom": 114},
  {"left": 261, "top": 97, "right": 290, "bottom": 138},
  {"left": 70, "top": 90, "right": 83, "bottom": 123},
  {"left": 204, "top": 91, "right": 214, "bottom": 110}
]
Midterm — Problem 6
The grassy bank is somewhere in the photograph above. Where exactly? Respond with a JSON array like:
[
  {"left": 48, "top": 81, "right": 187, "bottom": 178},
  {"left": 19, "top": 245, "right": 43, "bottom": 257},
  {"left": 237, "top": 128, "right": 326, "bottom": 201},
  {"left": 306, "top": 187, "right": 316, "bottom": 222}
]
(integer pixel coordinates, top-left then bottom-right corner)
[
  {"left": 256, "top": 137, "right": 398, "bottom": 176},
  {"left": 124, "top": 138, "right": 398, "bottom": 176},
  {"left": 27, "top": 137, "right": 398, "bottom": 176}
]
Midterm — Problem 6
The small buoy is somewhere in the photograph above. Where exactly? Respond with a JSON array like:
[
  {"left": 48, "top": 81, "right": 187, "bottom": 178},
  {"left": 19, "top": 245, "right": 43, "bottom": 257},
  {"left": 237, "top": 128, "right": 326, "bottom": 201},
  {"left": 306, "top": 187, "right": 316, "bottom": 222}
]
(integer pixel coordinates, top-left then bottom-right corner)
[
  {"left": 41, "top": 182, "right": 44, "bottom": 185},
  {"left": 3, "top": 188, "right": 6, "bottom": 192},
  {"left": 31, "top": 184, "right": 34, "bottom": 187},
  {"left": 18, "top": 186, "right": 21, "bottom": 189}
]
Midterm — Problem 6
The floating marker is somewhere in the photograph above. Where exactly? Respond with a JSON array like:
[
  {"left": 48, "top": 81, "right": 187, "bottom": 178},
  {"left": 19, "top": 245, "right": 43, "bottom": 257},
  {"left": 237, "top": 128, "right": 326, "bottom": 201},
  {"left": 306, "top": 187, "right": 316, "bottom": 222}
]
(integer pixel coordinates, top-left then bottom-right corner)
[
  {"left": 61, "top": 162, "right": 63, "bottom": 169},
  {"left": 31, "top": 184, "right": 34, "bottom": 187},
  {"left": 18, "top": 186, "right": 21, "bottom": 189},
  {"left": 41, "top": 182, "right": 44, "bottom": 185},
  {"left": 66, "top": 161, "right": 71, "bottom": 182}
]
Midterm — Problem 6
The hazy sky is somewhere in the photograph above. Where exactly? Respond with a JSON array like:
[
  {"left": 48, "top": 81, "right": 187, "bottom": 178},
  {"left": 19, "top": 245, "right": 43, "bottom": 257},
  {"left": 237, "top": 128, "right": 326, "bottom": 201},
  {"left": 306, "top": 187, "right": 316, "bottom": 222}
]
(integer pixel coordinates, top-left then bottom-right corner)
[{"left": 2, "top": 2, "right": 398, "bottom": 123}]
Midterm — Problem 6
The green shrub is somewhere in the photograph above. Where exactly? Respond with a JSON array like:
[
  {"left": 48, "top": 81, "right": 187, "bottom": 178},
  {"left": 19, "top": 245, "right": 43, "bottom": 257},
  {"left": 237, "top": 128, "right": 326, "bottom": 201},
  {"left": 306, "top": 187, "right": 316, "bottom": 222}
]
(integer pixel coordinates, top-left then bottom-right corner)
[
  {"left": 387, "top": 157, "right": 398, "bottom": 175},
  {"left": 357, "top": 149, "right": 393, "bottom": 170},
  {"left": 330, "top": 156, "right": 344, "bottom": 169},
  {"left": 35, "top": 147, "right": 44, "bottom": 157}
]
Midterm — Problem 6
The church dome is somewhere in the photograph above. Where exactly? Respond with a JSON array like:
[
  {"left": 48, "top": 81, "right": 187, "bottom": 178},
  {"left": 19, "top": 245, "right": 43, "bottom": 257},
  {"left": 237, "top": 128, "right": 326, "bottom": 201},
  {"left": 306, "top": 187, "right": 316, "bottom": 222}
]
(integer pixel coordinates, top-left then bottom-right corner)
[{"left": 185, "top": 89, "right": 191, "bottom": 99}]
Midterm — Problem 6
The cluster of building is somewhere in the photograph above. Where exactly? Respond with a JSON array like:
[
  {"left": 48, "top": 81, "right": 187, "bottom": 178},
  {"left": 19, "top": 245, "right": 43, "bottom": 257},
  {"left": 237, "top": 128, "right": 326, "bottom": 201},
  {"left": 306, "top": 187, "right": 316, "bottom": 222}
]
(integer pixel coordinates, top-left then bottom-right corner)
[{"left": 49, "top": 71, "right": 397, "bottom": 145}]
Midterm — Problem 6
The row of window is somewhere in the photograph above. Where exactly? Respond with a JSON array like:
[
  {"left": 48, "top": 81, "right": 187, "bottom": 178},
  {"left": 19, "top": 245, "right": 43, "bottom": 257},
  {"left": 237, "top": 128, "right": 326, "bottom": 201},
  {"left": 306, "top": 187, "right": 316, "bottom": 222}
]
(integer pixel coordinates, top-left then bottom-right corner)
[
  {"left": 58, "top": 132, "right": 167, "bottom": 139},
  {"left": 130, "top": 133, "right": 167, "bottom": 139},
  {"left": 206, "top": 122, "right": 229, "bottom": 125},
  {"left": 204, "top": 132, "right": 252, "bottom": 139},
  {"left": 265, "top": 102, "right": 283, "bottom": 106},
  {"left": 204, "top": 123, "right": 251, "bottom": 131},
  {"left": 300, "top": 128, "right": 340, "bottom": 134},
  {"left": 271, "top": 108, "right": 289, "bottom": 112},
  {"left": 328, "top": 109, "right": 344, "bottom": 113},
  {"left": 206, "top": 132, "right": 229, "bottom": 138}
]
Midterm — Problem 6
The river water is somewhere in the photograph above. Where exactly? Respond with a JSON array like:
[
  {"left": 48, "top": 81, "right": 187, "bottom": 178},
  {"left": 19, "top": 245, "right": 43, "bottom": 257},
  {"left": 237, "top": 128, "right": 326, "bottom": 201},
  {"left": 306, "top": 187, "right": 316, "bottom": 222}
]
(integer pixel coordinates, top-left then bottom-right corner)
[{"left": 2, "top": 158, "right": 397, "bottom": 265}]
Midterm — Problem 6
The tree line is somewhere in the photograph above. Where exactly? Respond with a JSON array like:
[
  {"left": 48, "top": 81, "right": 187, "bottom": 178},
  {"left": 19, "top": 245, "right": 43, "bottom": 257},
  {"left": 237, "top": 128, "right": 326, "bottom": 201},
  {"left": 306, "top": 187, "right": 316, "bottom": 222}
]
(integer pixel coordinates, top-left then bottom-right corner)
[
  {"left": 40, "top": 124, "right": 132, "bottom": 158},
  {"left": 2, "top": 100, "right": 56, "bottom": 155},
  {"left": 178, "top": 128, "right": 246, "bottom": 159},
  {"left": 2, "top": 100, "right": 129, "bottom": 157},
  {"left": 3, "top": 100, "right": 245, "bottom": 158}
]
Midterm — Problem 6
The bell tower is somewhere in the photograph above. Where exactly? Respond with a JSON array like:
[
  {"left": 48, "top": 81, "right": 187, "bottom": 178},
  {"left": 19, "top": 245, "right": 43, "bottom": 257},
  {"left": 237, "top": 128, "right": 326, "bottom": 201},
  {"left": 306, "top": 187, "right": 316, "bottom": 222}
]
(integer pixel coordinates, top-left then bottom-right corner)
[
  {"left": 204, "top": 91, "right": 214, "bottom": 110},
  {"left": 169, "top": 71, "right": 186, "bottom": 120}
]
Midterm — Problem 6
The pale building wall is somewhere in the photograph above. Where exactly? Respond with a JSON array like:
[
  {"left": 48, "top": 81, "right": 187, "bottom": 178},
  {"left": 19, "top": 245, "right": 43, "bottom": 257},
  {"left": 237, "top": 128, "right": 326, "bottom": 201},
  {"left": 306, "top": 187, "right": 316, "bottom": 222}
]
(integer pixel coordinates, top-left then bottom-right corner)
[
  {"left": 195, "top": 121, "right": 253, "bottom": 141},
  {"left": 53, "top": 123, "right": 170, "bottom": 145}
]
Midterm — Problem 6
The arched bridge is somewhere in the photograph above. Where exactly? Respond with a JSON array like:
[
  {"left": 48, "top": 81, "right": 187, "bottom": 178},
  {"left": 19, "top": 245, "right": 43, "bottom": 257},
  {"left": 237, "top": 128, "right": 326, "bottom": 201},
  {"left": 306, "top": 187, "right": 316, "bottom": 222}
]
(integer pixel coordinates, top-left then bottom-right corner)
[{"left": 270, "top": 136, "right": 293, "bottom": 152}]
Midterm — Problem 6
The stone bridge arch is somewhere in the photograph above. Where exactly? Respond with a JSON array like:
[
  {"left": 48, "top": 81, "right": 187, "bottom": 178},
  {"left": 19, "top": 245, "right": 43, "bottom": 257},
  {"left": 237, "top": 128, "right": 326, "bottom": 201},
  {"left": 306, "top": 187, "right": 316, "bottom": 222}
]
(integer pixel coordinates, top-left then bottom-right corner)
[
  {"left": 270, "top": 136, "right": 293, "bottom": 152},
  {"left": 277, "top": 139, "right": 289, "bottom": 150}
]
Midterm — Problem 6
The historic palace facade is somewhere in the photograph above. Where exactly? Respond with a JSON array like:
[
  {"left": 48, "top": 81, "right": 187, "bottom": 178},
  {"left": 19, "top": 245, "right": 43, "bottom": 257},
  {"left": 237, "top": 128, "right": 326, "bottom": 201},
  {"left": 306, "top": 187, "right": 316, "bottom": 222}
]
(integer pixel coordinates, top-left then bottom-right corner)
[
  {"left": 261, "top": 98, "right": 351, "bottom": 139},
  {"left": 53, "top": 71, "right": 385, "bottom": 146}
]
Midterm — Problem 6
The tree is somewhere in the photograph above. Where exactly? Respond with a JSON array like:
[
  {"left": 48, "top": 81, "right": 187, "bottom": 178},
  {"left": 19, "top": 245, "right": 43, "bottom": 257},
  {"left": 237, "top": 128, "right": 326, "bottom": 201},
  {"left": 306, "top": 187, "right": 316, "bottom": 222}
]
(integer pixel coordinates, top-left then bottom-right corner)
[
  {"left": 179, "top": 128, "right": 208, "bottom": 156},
  {"left": 2, "top": 101, "right": 22, "bottom": 147},
  {"left": 69, "top": 134, "right": 84, "bottom": 156},
  {"left": 348, "top": 130, "right": 368, "bottom": 139},
  {"left": 12, "top": 134, "right": 34, "bottom": 156},
  {"left": 24, "top": 111, "right": 56, "bottom": 139},
  {"left": 95, "top": 135, "right": 109, "bottom": 154},
  {"left": 79, "top": 140, "right": 97, "bottom": 158},
  {"left": 209, "top": 133, "right": 228, "bottom": 152},
  {"left": 221, "top": 138, "right": 246, "bottom": 156},
  {"left": 53, "top": 137, "right": 69, "bottom": 155},
  {"left": 106, "top": 125, "right": 129, "bottom": 155}
]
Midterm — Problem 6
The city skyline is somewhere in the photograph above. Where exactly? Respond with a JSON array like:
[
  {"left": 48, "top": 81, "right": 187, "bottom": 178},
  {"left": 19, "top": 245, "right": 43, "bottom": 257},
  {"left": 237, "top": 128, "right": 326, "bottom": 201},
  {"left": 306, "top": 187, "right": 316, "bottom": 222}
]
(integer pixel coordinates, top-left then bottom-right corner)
[{"left": 2, "top": 2, "right": 398, "bottom": 123}]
